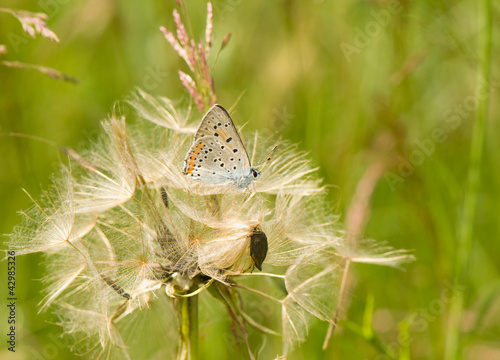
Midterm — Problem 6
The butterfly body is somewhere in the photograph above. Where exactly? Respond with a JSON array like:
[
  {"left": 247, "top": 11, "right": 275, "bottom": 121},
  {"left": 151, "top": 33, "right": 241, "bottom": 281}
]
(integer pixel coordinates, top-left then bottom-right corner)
[{"left": 183, "top": 104, "right": 259, "bottom": 189}]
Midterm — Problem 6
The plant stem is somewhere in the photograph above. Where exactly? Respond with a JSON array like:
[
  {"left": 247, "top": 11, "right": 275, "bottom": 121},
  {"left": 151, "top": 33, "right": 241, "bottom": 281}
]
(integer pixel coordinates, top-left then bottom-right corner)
[
  {"left": 445, "top": 0, "right": 492, "bottom": 359},
  {"left": 189, "top": 295, "right": 199, "bottom": 359},
  {"left": 178, "top": 294, "right": 199, "bottom": 360}
]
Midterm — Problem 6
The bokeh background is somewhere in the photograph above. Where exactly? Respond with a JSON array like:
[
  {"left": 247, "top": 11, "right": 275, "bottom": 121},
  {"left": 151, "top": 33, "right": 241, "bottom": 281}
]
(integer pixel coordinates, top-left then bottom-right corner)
[{"left": 1, "top": 0, "right": 499, "bottom": 359}]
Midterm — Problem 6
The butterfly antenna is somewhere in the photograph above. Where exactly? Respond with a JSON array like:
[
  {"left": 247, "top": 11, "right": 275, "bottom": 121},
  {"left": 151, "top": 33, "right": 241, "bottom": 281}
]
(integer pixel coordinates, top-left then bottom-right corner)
[{"left": 255, "top": 145, "right": 278, "bottom": 169}]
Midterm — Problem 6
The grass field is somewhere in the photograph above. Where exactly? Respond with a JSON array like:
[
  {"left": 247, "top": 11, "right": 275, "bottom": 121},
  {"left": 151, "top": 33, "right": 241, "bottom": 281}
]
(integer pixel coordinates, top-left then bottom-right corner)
[{"left": 1, "top": 1, "right": 499, "bottom": 359}]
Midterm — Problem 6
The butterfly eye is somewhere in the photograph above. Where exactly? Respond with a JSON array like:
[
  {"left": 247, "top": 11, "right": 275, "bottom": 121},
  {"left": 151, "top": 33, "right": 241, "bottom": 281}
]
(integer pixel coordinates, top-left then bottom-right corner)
[{"left": 251, "top": 168, "right": 259, "bottom": 178}]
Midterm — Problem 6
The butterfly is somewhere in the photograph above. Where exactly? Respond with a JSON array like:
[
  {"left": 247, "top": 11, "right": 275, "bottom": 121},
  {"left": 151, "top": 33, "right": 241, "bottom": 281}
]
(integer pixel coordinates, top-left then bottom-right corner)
[{"left": 183, "top": 104, "right": 259, "bottom": 189}]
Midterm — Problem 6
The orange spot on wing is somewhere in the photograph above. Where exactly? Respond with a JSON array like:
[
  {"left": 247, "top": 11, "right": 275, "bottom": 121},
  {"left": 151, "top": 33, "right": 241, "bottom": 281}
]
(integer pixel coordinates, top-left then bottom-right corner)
[{"left": 186, "top": 142, "right": 205, "bottom": 175}]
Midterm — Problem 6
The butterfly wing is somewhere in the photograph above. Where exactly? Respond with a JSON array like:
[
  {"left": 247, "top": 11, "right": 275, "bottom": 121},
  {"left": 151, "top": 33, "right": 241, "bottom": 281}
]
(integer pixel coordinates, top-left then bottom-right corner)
[
  {"left": 183, "top": 105, "right": 252, "bottom": 183},
  {"left": 183, "top": 136, "right": 240, "bottom": 184}
]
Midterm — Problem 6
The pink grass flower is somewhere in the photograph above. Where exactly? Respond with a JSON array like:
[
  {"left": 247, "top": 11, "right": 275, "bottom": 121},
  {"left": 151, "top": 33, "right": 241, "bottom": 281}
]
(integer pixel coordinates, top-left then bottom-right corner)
[{"left": 160, "top": 2, "right": 216, "bottom": 113}]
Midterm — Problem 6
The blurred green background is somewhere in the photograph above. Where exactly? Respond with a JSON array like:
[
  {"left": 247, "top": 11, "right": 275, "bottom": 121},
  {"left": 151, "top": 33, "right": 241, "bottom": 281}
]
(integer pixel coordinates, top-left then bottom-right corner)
[{"left": 1, "top": 0, "right": 499, "bottom": 359}]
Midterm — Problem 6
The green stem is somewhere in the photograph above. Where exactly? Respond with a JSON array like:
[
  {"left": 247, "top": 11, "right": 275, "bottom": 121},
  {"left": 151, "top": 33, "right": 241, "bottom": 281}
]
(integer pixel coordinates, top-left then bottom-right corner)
[
  {"left": 178, "top": 294, "right": 199, "bottom": 360},
  {"left": 189, "top": 295, "right": 199, "bottom": 359},
  {"left": 445, "top": 1, "right": 492, "bottom": 359}
]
